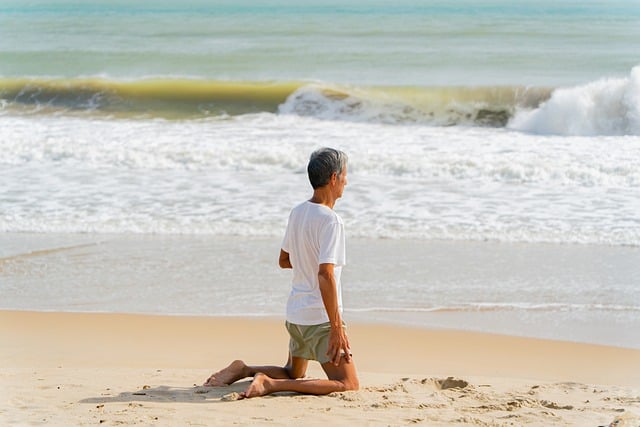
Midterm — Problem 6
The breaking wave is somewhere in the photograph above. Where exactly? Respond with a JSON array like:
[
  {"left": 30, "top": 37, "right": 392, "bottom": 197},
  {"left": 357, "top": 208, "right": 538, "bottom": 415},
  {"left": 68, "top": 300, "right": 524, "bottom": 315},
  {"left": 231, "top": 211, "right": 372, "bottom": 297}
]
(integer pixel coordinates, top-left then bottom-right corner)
[
  {"left": 2, "top": 67, "right": 638, "bottom": 135},
  {"left": 0, "top": 76, "right": 549, "bottom": 126},
  {"left": 509, "top": 66, "right": 640, "bottom": 136}
]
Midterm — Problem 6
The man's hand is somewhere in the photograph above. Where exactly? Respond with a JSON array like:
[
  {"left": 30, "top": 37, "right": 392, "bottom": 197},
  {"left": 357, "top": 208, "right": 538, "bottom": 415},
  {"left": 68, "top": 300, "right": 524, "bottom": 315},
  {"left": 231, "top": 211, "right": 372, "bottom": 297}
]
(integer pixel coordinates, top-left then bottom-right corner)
[
  {"left": 279, "top": 249, "right": 292, "bottom": 269},
  {"left": 327, "top": 324, "right": 351, "bottom": 366}
]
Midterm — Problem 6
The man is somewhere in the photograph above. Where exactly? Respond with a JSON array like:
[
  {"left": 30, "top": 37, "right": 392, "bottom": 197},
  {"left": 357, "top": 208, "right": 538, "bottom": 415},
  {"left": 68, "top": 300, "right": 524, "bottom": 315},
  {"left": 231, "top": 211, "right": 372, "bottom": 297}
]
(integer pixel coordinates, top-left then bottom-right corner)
[{"left": 203, "top": 147, "right": 359, "bottom": 398}]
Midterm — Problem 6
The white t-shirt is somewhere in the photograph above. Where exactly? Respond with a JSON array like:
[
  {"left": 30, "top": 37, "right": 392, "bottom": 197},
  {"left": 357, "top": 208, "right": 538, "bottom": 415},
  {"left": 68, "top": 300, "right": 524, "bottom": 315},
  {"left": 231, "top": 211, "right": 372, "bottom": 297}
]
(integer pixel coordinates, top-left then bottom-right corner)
[{"left": 281, "top": 201, "right": 346, "bottom": 325}]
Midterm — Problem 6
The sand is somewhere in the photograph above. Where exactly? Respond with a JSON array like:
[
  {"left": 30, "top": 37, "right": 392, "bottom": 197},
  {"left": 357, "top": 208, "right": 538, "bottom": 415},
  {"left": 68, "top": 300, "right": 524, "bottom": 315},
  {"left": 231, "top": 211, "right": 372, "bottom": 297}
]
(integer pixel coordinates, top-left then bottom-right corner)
[{"left": 1, "top": 310, "right": 639, "bottom": 426}]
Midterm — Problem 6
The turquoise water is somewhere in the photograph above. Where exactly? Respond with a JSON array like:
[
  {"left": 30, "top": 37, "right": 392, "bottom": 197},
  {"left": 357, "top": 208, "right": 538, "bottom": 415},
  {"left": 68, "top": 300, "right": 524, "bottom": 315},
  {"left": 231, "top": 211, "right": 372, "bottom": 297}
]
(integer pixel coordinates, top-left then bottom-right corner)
[{"left": 1, "top": 0, "right": 638, "bottom": 85}]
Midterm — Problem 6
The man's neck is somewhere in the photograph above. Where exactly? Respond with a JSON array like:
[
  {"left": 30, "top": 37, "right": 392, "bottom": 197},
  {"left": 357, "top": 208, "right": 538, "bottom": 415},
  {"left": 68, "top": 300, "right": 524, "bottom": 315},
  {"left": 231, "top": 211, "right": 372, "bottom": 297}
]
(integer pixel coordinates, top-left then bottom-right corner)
[{"left": 309, "top": 188, "right": 336, "bottom": 209}]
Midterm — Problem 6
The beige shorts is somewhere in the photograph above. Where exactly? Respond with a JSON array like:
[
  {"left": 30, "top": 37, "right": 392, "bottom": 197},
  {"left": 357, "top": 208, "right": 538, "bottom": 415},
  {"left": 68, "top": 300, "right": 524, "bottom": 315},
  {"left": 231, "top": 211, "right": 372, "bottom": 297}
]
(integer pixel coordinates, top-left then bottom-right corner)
[{"left": 285, "top": 321, "right": 347, "bottom": 365}]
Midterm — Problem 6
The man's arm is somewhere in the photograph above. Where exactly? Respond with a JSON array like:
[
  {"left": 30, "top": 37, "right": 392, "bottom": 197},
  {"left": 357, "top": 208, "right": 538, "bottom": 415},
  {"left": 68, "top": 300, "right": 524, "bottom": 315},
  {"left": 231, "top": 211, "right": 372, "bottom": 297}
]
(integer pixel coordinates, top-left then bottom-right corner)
[
  {"left": 279, "top": 249, "right": 292, "bottom": 269},
  {"left": 318, "top": 263, "right": 351, "bottom": 366}
]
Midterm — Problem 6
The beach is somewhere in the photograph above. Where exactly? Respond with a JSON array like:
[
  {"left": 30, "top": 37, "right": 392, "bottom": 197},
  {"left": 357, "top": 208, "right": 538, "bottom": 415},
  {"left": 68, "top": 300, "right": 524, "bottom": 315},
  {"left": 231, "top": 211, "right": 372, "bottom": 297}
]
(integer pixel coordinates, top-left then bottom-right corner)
[
  {"left": 2, "top": 234, "right": 640, "bottom": 425},
  {"left": 2, "top": 310, "right": 639, "bottom": 426},
  {"left": 2, "top": 0, "right": 640, "bottom": 425}
]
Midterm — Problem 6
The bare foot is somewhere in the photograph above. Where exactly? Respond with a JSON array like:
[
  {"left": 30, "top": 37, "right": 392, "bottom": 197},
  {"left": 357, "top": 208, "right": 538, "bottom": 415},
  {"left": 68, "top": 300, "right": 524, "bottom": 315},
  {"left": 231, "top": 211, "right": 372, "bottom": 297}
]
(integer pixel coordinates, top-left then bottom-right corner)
[
  {"left": 240, "top": 373, "right": 272, "bottom": 399},
  {"left": 203, "top": 360, "right": 248, "bottom": 387}
]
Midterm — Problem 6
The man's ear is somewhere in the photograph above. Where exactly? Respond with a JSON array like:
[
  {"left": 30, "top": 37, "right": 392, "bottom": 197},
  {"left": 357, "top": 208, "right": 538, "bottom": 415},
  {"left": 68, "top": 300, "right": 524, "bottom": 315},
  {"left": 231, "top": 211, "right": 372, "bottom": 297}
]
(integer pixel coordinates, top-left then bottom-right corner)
[{"left": 329, "top": 172, "right": 338, "bottom": 185}]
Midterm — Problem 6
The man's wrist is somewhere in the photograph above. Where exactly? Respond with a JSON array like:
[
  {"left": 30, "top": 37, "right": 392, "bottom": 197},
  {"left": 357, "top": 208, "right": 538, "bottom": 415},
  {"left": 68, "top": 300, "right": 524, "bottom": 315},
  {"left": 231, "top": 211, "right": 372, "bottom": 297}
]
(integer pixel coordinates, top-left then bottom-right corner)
[{"left": 330, "top": 320, "right": 343, "bottom": 329}]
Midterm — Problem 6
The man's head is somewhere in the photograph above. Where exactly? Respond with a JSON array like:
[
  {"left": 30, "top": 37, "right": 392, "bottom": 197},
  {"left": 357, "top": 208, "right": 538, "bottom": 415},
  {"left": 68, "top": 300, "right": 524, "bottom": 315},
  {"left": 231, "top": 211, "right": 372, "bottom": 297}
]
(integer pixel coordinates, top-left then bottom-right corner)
[{"left": 307, "top": 148, "right": 348, "bottom": 190}]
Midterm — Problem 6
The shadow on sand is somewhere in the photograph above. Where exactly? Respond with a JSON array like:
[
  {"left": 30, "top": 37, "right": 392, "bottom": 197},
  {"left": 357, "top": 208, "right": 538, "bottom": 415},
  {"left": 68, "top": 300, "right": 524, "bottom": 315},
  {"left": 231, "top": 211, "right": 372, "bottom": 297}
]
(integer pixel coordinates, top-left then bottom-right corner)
[{"left": 79, "top": 381, "right": 261, "bottom": 405}]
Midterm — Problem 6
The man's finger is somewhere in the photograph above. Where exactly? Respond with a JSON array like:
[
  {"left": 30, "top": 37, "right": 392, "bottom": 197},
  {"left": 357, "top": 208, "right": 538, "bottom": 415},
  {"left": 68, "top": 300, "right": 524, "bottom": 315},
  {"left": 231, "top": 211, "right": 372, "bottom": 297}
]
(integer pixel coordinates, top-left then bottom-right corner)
[
  {"left": 326, "top": 341, "right": 337, "bottom": 357},
  {"left": 333, "top": 351, "right": 341, "bottom": 366}
]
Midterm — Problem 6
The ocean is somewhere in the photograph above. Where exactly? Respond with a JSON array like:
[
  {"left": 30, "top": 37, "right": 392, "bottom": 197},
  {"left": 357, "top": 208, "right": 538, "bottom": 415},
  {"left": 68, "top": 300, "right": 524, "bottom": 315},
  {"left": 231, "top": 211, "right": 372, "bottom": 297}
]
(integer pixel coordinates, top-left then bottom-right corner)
[{"left": 1, "top": 0, "right": 639, "bottom": 347}]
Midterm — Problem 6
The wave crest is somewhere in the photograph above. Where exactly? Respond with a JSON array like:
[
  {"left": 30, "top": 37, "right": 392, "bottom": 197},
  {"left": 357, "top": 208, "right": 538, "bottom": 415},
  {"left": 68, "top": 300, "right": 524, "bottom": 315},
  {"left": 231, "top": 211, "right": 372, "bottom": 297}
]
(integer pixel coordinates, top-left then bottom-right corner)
[
  {"left": 509, "top": 66, "right": 640, "bottom": 136},
  {"left": 0, "top": 77, "right": 551, "bottom": 126},
  {"left": 279, "top": 84, "right": 549, "bottom": 127},
  {"left": 0, "top": 78, "right": 299, "bottom": 118},
  {"left": 4, "top": 70, "right": 640, "bottom": 136}
]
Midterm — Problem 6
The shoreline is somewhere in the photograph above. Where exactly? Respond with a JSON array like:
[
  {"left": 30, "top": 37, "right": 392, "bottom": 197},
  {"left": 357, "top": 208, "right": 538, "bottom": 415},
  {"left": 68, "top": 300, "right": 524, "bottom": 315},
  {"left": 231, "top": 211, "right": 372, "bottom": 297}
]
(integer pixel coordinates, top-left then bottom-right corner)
[
  {"left": 2, "top": 232, "right": 639, "bottom": 350},
  {"left": 1, "top": 310, "right": 639, "bottom": 426}
]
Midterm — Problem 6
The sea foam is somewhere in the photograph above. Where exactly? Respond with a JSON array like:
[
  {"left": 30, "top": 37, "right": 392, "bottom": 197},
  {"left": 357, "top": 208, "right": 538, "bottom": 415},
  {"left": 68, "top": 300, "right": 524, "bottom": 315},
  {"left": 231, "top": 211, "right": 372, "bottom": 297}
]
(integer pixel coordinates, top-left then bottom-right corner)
[
  {"left": 509, "top": 66, "right": 640, "bottom": 136},
  {"left": 1, "top": 111, "right": 638, "bottom": 245}
]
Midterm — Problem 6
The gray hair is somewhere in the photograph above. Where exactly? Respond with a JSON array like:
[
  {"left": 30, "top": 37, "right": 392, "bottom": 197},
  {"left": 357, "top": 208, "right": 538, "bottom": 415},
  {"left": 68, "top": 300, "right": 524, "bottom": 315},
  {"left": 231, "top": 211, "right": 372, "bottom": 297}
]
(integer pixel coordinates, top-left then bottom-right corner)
[{"left": 307, "top": 147, "right": 348, "bottom": 189}]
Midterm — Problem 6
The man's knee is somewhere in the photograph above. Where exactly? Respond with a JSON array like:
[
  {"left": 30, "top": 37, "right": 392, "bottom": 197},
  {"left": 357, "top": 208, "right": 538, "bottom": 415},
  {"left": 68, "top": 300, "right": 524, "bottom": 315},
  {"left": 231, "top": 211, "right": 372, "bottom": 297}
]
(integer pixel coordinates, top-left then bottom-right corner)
[
  {"left": 286, "top": 365, "right": 306, "bottom": 379},
  {"left": 342, "top": 376, "right": 359, "bottom": 391},
  {"left": 333, "top": 370, "right": 359, "bottom": 391}
]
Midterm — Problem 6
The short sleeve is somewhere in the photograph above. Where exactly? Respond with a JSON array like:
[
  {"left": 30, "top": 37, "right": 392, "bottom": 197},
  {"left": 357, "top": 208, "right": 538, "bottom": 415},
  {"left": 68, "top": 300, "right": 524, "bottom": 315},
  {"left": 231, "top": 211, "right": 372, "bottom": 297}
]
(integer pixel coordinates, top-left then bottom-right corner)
[
  {"left": 281, "top": 210, "right": 294, "bottom": 253},
  {"left": 318, "top": 219, "right": 346, "bottom": 266}
]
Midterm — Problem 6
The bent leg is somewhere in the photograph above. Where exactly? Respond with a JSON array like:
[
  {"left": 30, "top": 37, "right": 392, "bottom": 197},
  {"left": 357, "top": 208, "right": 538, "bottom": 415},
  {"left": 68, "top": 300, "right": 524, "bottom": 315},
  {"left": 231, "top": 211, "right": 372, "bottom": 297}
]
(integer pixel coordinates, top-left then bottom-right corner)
[
  {"left": 203, "top": 360, "right": 248, "bottom": 386},
  {"left": 203, "top": 355, "right": 309, "bottom": 386},
  {"left": 285, "top": 355, "right": 309, "bottom": 379},
  {"left": 244, "top": 355, "right": 308, "bottom": 380},
  {"left": 320, "top": 355, "right": 359, "bottom": 392},
  {"left": 241, "top": 356, "right": 359, "bottom": 398}
]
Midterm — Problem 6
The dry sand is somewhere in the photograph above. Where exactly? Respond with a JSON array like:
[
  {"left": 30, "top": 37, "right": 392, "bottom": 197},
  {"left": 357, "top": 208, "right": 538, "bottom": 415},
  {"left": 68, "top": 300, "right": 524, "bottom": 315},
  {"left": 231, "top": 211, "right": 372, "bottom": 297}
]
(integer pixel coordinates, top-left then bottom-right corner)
[{"left": 1, "top": 310, "right": 639, "bottom": 426}]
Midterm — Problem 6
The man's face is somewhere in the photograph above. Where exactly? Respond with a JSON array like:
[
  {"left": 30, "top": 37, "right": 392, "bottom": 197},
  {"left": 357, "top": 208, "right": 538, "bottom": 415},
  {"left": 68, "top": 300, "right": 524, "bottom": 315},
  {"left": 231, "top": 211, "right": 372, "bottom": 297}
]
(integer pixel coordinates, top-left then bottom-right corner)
[{"left": 335, "top": 165, "right": 348, "bottom": 199}]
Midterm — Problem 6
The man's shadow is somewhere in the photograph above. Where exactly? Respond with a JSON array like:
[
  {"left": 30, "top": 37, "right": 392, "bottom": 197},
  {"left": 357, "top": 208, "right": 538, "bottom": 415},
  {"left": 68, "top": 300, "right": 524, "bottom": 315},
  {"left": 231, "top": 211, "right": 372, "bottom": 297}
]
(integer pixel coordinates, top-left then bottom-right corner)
[{"left": 80, "top": 381, "right": 256, "bottom": 405}]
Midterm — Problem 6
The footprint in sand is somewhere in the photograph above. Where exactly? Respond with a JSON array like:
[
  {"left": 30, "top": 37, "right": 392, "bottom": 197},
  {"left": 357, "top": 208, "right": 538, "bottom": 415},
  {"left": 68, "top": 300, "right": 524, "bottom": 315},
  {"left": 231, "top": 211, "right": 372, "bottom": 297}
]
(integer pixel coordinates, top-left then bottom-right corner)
[{"left": 415, "top": 377, "right": 469, "bottom": 390}]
